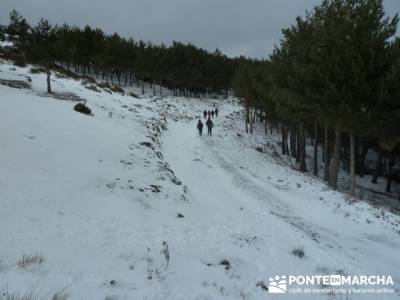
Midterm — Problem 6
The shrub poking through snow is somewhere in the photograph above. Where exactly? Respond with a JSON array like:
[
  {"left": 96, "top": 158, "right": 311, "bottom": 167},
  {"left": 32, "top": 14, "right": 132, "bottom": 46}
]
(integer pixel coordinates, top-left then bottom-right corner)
[
  {"left": 96, "top": 82, "right": 113, "bottom": 93},
  {"left": 74, "top": 103, "right": 92, "bottom": 115},
  {"left": 255, "top": 146, "right": 264, "bottom": 153},
  {"left": 51, "top": 290, "right": 69, "bottom": 300},
  {"left": 109, "top": 280, "right": 117, "bottom": 286},
  {"left": 139, "top": 142, "right": 153, "bottom": 149},
  {"left": 150, "top": 185, "right": 161, "bottom": 193},
  {"left": 29, "top": 67, "right": 46, "bottom": 74},
  {"left": 104, "top": 296, "right": 119, "bottom": 300},
  {"left": 129, "top": 92, "right": 138, "bottom": 98},
  {"left": 84, "top": 84, "right": 101, "bottom": 93},
  {"left": 292, "top": 247, "right": 305, "bottom": 258},
  {"left": 256, "top": 280, "right": 269, "bottom": 291},
  {"left": 219, "top": 259, "right": 231, "bottom": 270},
  {"left": 0, "top": 290, "right": 39, "bottom": 300},
  {"left": 95, "top": 82, "right": 124, "bottom": 94},
  {"left": 16, "top": 253, "right": 45, "bottom": 268},
  {"left": 110, "top": 85, "right": 124, "bottom": 94},
  {"left": 161, "top": 241, "right": 170, "bottom": 270}
]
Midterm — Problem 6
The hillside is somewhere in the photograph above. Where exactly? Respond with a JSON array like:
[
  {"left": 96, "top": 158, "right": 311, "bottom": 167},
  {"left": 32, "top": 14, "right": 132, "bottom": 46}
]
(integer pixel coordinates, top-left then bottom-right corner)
[{"left": 0, "top": 59, "right": 399, "bottom": 300}]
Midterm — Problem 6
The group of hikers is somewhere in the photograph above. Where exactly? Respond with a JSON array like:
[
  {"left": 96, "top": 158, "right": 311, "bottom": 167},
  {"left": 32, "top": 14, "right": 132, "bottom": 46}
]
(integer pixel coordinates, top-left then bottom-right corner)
[
  {"left": 197, "top": 108, "right": 219, "bottom": 136},
  {"left": 203, "top": 108, "right": 218, "bottom": 119}
]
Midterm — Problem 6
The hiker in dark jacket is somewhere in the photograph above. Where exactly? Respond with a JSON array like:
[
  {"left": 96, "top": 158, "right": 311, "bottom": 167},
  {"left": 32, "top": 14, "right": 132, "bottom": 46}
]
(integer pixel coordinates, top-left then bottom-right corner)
[
  {"left": 203, "top": 110, "right": 207, "bottom": 118},
  {"left": 208, "top": 110, "right": 211, "bottom": 118},
  {"left": 206, "top": 117, "right": 213, "bottom": 136},
  {"left": 211, "top": 110, "right": 214, "bottom": 118},
  {"left": 197, "top": 119, "right": 204, "bottom": 136},
  {"left": 215, "top": 108, "right": 219, "bottom": 117}
]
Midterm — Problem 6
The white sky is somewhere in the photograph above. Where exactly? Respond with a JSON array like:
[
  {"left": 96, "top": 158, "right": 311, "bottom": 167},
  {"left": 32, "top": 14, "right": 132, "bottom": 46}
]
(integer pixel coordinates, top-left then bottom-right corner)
[{"left": 0, "top": 0, "right": 399, "bottom": 58}]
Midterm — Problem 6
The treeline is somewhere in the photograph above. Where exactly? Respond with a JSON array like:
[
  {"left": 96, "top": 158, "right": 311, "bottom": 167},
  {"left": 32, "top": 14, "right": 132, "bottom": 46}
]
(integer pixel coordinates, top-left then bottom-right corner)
[
  {"left": 233, "top": 0, "right": 400, "bottom": 196},
  {"left": 0, "top": 10, "right": 239, "bottom": 96}
]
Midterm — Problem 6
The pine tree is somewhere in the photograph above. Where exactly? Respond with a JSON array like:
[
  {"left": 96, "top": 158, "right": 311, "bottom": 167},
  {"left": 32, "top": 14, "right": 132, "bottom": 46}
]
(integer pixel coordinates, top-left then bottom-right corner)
[{"left": 30, "top": 18, "right": 55, "bottom": 93}]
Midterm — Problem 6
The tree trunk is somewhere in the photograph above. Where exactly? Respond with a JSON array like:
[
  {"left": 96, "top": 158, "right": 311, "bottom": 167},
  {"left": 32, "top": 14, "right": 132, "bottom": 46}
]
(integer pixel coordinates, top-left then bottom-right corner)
[
  {"left": 46, "top": 68, "right": 52, "bottom": 94},
  {"left": 328, "top": 128, "right": 341, "bottom": 189},
  {"left": 264, "top": 111, "right": 267, "bottom": 134},
  {"left": 290, "top": 127, "right": 296, "bottom": 158},
  {"left": 343, "top": 142, "right": 349, "bottom": 173},
  {"left": 141, "top": 74, "right": 145, "bottom": 95},
  {"left": 245, "top": 105, "right": 249, "bottom": 134},
  {"left": 313, "top": 121, "right": 318, "bottom": 176},
  {"left": 358, "top": 142, "right": 368, "bottom": 177},
  {"left": 299, "top": 122, "right": 307, "bottom": 172},
  {"left": 385, "top": 153, "right": 395, "bottom": 193},
  {"left": 371, "top": 148, "right": 383, "bottom": 184},
  {"left": 281, "top": 122, "right": 286, "bottom": 155},
  {"left": 323, "top": 123, "right": 330, "bottom": 181},
  {"left": 296, "top": 127, "right": 300, "bottom": 163},
  {"left": 250, "top": 107, "right": 253, "bottom": 134},
  {"left": 350, "top": 132, "right": 356, "bottom": 195},
  {"left": 117, "top": 71, "right": 121, "bottom": 86}
]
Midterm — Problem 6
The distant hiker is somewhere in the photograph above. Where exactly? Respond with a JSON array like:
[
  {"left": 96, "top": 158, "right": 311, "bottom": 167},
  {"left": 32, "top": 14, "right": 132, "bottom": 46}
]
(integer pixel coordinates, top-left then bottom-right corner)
[
  {"left": 215, "top": 108, "right": 219, "bottom": 117},
  {"left": 208, "top": 110, "right": 211, "bottom": 118},
  {"left": 206, "top": 117, "right": 213, "bottom": 136},
  {"left": 197, "top": 119, "right": 204, "bottom": 136},
  {"left": 211, "top": 110, "right": 215, "bottom": 118},
  {"left": 203, "top": 110, "right": 207, "bottom": 118}
]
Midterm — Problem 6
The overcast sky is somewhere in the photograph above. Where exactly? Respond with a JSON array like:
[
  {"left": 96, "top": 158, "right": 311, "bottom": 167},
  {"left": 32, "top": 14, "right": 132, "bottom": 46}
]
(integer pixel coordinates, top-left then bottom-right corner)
[{"left": 0, "top": 0, "right": 399, "bottom": 58}]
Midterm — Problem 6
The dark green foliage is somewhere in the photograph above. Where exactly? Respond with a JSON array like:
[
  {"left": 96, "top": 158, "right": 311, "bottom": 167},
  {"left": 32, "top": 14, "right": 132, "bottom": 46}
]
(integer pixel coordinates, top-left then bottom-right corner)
[
  {"left": 13, "top": 58, "right": 26, "bottom": 67},
  {"left": 52, "top": 64, "right": 81, "bottom": 79},
  {"left": 6, "top": 9, "right": 30, "bottom": 49},
  {"left": 29, "top": 67, "right": 46, "bottom": 74},
  {"left": 0, "top": 11, "right": 239, "bottom": 96},
  {"left": 0, "top": 46, "right": 25, "bottom": 65},
  {"left": 0, "top": 24, "right": 5, "bottom": 41},
  {"left": 74, "top": 103, "right": 92, "bottom": 115},
  {"left": 28, "top": 18, "right": 55, "bottom": 64},
  {"left": 232, "top": 0, "right": 400, "bottom": 192}
]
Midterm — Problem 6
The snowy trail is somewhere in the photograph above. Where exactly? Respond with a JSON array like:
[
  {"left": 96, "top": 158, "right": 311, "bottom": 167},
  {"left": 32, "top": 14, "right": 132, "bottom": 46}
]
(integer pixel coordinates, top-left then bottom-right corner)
[
  {"left": 162, "top": 111, "right": 336, "bottom": 266},
  {"left": 161, "top": 100, "right": 400, "bottom": 299},
  {"left": 1, "top": 61, "right": 399, "bottom": 299}
]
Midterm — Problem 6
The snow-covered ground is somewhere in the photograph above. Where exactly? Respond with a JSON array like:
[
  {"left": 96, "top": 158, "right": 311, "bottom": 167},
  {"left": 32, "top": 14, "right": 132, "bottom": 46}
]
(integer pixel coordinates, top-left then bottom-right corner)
[{"left": 0, "top": 59, "right": 399, "bottom": 299}]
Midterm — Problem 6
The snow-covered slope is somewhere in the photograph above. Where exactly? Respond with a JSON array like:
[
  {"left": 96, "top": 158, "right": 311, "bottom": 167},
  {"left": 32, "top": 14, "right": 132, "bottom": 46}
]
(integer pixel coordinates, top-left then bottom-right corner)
[{"left": 0, "top": 59, "right": 399, "bottom": 300}]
